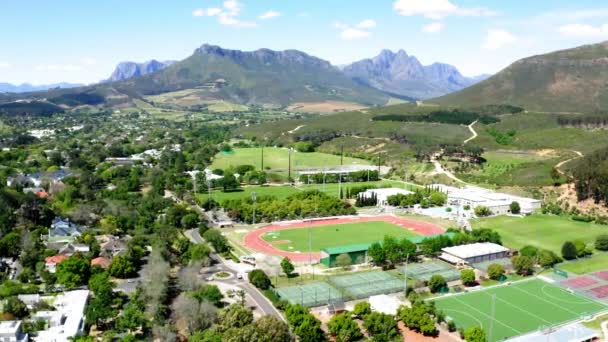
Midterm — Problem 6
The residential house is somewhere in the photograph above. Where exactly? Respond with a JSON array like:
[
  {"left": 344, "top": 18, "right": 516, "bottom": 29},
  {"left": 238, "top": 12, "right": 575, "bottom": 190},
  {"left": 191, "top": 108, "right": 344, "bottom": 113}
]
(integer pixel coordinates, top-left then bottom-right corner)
[
  {"left": 57, "top": 243, "right": 90, "bottom": 256},
  {"left": 99, "top": 237, "right": 128, "bottom": 258},
  {"left": 45, "top": 255, "right": 68, "bottom": 273},
  {"left": 0, "top": 320, "right": 28, "bottom": 342},
  {"left": 48, "top": 218, "right": 85, "bottom": 243},
  {"left": 34, "top": 290, "right": 89, "bottom": 342},
  {"left": 91, "top": 257, "right": 111, "bottom": 269}
]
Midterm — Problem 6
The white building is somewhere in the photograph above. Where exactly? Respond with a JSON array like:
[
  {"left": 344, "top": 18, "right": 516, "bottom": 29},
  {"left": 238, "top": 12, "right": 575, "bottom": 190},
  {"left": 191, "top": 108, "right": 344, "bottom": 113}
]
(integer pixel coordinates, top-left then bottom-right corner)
[
  {"left": 0, "top": 321, "right": 28, "bottom": 342},
  {"left": 369, "top": 295, "right": 402, "bottom": 315},
  {"left": 439, "top": 242, "right": 510, "bottom": 265},
  {"left": 430, "top": 184, "right": 542, "bottom": 215},
  {"left": 34, "top": 290, "right": 89, "bottom": 342},
  {"left": 359, "top": 188, "right": 414, "bottom": 207}
]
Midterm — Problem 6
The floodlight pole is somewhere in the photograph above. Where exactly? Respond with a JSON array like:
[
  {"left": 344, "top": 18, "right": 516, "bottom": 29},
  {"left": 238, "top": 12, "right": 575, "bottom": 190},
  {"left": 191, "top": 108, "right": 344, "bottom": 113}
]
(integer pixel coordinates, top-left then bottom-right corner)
[
  {"left": 489, "top": 294, "right": 496, "bottom": 342},
  {"left": 261, "top": 145, "right": 264, "bottom": 170},
  {"left": 404, "top": 253, "right": 409, "bottom": 293},
  {"left": 288, "top": 148, "right": 292, "bottom": 183}
]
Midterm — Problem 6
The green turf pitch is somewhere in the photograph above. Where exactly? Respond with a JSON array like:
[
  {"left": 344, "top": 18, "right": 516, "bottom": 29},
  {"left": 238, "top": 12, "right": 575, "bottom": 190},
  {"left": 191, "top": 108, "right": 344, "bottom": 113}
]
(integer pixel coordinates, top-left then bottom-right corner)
[
  {"left": 433, "top": 279, "right": 607, "bottom": 342},
  {"left": 262, "top": 221, "right": 419, "bottom": 252}
]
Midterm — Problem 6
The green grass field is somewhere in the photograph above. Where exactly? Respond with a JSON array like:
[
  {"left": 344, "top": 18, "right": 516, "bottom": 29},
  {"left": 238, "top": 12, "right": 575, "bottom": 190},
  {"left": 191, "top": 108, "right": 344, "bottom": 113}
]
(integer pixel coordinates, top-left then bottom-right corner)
[
  {"left": 559, "top": 253, "right": 608, "bottom": 275},
  {"left": 472, "top": 215, "right": 608, "bottom": 254},
  {"left": 196, "top": 180, "right": 412, "bottom": 202},
  {"left": 210, "top": 147, "right": 372, "bottom": 171},
  {"left": 262, "top": 221, "right": 419, "bottom": 252},
  {"left": 433, "top": 279, "right": 607, "bottom": 342}
]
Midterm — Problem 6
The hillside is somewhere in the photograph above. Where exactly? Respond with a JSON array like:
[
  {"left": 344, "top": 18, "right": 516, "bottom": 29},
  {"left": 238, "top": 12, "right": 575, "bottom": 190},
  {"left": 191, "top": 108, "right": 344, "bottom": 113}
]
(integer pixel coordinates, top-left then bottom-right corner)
[
  {"left": 432, "top": 41, "right": 608, "bottom": 113},
  {"left": 343, "top": 50, "right": 485, "bottom": 99}
]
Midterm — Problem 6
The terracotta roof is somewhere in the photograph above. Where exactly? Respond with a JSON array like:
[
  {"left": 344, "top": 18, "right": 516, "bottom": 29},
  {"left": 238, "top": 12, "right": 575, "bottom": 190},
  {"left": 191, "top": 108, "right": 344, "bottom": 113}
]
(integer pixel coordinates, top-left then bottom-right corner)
[
  {"left": 45, "top": 255, "right": 68, "bottom": 264},
  {"left": 91, "top": 257, "right": 111, "bottom": 269}
]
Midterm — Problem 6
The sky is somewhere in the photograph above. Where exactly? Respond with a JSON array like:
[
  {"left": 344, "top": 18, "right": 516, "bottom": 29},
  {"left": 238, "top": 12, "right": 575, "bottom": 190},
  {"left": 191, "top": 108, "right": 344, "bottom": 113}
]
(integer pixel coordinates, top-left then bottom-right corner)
[{"left": 1, "top": 0, "right": 608, "bottom": 85}]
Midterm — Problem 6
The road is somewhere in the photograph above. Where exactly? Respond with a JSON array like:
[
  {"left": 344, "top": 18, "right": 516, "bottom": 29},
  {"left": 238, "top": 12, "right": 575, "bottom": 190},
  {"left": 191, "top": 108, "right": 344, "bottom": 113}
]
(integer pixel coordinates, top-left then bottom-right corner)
[
  {"left": 555, "top": 150, "right": 584, "bottom": 175},
  {"left": 463, "top": 120, "right": 478, "bottom": 144},
  {"left": 185, "top": 228, "right": 285, "bottom": 321}
]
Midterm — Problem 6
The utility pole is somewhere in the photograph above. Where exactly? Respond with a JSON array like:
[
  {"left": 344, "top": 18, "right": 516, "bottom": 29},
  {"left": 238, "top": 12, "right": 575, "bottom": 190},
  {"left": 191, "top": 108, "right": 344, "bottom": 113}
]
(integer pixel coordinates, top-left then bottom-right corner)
[
  {"left": 378, "top": 153, "right": 382, "bottom": 176},
  {"left": 404, "top": 253, "right": 409, "bottom": 293},
  {"left": 340, "top": 144, "right": 344, "bottom": 166},
  {"left": 489, "top": 294, "right": 496, "bottom": 342},
  {"left": 252, "top": 192, "right": 257, "bottom": 225},
  {"left": 261, "top": 145, "right": 264, "bottom": 170},
  {"left": 288, "top": 148, "right": 292, "bottom": 183}
]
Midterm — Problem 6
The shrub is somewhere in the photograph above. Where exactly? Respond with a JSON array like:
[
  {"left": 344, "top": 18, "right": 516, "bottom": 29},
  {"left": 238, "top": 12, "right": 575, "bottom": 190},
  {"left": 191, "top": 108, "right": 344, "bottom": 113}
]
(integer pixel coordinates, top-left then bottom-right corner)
[
  {"left": 487, "top": 264, "right": 505, "bottom": 280},
  {"left": 248, "top": 269, "right": 271, "bottom": 290},
  {"left": 428, "top": 275, "right": 447, "bottom": 293},
  {"left": 353, "top": 301, "right": 371, "bottom": 317},
  {"left": 561, "top": 241, "right": 577, "bottom": 260},
  {"left": 460, "top": 269, "right": 476, "bottom": 286},
  {"left": 595, "top": 235, "right": 608, "bottom": 251},
  {"left": 474, "top": 206, "right": 492, "bottom": 217},
  {"left": 509, "top": 201, "right": 521, "bottom": 214}
]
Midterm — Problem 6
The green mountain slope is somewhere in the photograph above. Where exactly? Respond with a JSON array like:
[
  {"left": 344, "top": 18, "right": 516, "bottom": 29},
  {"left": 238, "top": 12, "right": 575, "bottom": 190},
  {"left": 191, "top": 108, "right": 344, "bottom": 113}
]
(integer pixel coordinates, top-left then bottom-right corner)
[{"left": 431, "top": 41, "right": 608, "bottom": 113}]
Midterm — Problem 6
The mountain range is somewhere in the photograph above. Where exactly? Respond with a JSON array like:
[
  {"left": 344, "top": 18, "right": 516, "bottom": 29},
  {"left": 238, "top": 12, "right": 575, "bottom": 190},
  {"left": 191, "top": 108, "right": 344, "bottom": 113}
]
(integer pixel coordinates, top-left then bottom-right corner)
[
  {"left": 433, "top": 41, "right": 608, "bottom": 113},
  {"left": 343, "top": 50, "right": 488, "bottom": 99},
  {"left": 0, "top": 82, "right": 83, "bottom": 93},
  {"left": 107, "top": 60, "right": 175, "bottom": 82}
]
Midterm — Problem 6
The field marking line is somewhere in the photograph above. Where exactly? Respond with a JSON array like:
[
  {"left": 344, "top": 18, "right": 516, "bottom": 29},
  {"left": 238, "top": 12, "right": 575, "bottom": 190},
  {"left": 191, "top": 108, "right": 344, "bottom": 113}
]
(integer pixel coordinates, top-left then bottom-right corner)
[
  {"left": 450, "top": 295, "right": 523, "bottom": 335},
  {"left": 510, "top": 283, "right": 587, "bottom": 316},
  {"left": 483, "top": 291, "right": 553, "bottom": 326},
  {"left": 442, "top": 308, "right": 484, "bottom": 329},
  {"left": 541, "top": 284, "right": 603, "bottom": 306}
]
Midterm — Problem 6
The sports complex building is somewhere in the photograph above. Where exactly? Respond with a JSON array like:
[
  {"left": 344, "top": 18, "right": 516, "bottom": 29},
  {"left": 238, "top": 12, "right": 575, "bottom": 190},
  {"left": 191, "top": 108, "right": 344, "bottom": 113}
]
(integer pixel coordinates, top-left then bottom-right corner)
[{"left": 439, "top": 242, "right": 510, "bottom": 266}]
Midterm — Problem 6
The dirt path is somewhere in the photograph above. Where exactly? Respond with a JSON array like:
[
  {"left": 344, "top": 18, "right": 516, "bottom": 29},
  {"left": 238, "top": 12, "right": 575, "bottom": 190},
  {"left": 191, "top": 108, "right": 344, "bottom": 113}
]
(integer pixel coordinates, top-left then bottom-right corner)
[
  {"left": 555, "top": 150, "right": 584, "bottom": 175},
  {"left": 287, "top": 125, "right": 305, "bottom": 134},
  {"left": 463, "top": 120, "right": 478, "bottom": 144}
]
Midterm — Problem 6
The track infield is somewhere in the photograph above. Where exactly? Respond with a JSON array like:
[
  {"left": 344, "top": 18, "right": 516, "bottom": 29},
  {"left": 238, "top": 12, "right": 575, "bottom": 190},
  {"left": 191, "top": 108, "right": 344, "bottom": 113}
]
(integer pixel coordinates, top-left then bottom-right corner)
[
  {"left": 432, "top": 278, "right": 607, "bottom": 342},
  {"left": 243, "top": 215, "right": 445, "bottom": 262}
]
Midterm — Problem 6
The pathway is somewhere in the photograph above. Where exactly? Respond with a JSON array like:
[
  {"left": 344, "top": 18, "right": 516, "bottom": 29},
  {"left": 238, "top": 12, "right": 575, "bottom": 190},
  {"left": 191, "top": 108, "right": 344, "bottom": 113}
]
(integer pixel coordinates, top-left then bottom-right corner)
[
  {"left": 555, "top": 150, "right": 584, "bottom": 175},
  {"left": 287, "top": 125, "right": 305, "bottom": 134},
  {"left": 463, "top": 120, "right": 478, "bottom": 144}
]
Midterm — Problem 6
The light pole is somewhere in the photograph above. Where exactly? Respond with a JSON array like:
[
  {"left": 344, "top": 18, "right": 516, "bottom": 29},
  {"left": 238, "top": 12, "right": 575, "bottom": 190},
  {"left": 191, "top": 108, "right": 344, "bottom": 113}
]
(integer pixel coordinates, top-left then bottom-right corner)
[
  {"left": 489, "top": 294, "right": 496, "bottom": 342},
  {"left": 252, "top": 192, "right": 257, "bottom": 225}
]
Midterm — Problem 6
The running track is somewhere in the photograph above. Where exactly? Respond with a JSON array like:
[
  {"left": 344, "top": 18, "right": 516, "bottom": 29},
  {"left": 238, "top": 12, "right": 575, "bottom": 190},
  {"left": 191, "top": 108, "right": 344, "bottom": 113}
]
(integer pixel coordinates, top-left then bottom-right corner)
[{"left": 243, "top": 215, "right": 445, "bottom": 262}]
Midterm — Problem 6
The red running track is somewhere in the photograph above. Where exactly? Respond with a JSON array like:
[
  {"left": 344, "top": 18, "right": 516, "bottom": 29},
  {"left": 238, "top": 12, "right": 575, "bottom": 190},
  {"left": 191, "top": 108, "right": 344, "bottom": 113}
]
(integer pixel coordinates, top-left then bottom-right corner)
[{"left": 243, "top": 215, "right": 445, "bottom": 262}]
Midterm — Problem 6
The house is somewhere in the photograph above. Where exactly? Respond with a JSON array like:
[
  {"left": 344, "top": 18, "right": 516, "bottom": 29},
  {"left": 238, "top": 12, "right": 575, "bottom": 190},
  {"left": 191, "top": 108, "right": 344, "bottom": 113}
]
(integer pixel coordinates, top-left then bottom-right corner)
[
  {"left": 57, "top": 243, "right": 90, "bottom": 256},
  {"left": 99, "top": 238, "right": 128, "bottom": 257},
  {"left": 34, "top": 290, "right": 89, "bottom": 342},
  {"left": 49, "top": 218, "right": 85, "bottom": 242},
  {"left": 91, "top": 257, "right": 111, "bottom": 269},
  {"left": 0, "top": 320, "right": 28, "bottom": 342},
  {"left": 45, "top": 255, "right": 68, "bottom": 273},
  {"left": 17, "top": 294, "right": 41, "bottom": 309}
]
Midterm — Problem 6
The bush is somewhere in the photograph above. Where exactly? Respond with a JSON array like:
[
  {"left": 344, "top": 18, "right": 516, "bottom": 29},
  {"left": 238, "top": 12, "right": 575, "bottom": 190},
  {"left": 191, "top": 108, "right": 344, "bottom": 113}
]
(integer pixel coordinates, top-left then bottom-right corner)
[
  {"left": 460, "top": 269, "right": 476, "bottom": 286},
  {"left": 464, "top": 326, "right": 486, "bottom": 342},
  {"left": 538, "top": 249, "right": 562, "bottom": 267},
  {"left": 249, "top": 269, "right": 271, "bottom": 290},
  {"left": 428, "top": 274, "right": 447, "bottom": 293},
  {"left": 509, "top": 201, "right": 521, "bottom": 214},
  {"left": 519, "top": 245, "right": 539, "bottom": 258},
  {"left": 512, "top": 255, "right": 533, "bottom": 275},
  {"left": 353, "top": 301, "right": 371, "bottom": 317},
  {"left": 474, "top": 206, "right": 492, "bottom": 217},
  {"left": 596, "top": 235, "right": 608, "bottom": 251},
  {"left": 487, "top": 264, "right": 505, "bottom": 280},
  {"left": 562, "top": 241, "right": 577, "bottom": 260}
]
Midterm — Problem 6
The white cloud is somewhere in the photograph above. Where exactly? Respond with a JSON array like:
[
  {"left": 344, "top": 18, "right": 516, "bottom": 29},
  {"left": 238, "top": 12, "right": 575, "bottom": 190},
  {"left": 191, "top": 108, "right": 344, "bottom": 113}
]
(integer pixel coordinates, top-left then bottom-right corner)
[
  {"left": 82, "top": 58, "right": 97, "bottom": 66},
  {"left": 356, "top": 19, "right": 376, "bottom": 29},
  {"left": 394, "top": 0, "right": 495, "bottom": 20},
  {"left": 335, "top": 19, "right": 376, "bottom": 40},
  {"left": 35, "top": 64, "right": 84, "bottom": 72},
  {"left": 558, "top": 23, "right": 608, "bottom": 38},
  {"left": 259, "top": 10, "right": 281, "bottom": 20},
  {"left": 192, "top": 0, "right": 257, "bottom": 28},
  {"left": 483, "top": 29, "right": 517, "bottom": 50},
  {"left": 0, "top": 62, "right": 11, "bottom": 69},
  {"left": 422, "top": 22, "right": 444, "bottom": 33}
]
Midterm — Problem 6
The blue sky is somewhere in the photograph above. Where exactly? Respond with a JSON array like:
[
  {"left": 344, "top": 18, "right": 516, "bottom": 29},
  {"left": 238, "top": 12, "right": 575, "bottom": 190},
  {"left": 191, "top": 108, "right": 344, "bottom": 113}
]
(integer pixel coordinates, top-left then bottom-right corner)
[{"left": 1, "top": 0, "right": 608, "bottom": 84}]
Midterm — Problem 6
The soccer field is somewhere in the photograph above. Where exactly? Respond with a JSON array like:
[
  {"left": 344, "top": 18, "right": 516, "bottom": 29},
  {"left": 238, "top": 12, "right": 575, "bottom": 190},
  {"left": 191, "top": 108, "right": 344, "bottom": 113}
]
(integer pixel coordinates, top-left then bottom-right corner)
[
  {"left": 261, "top": 221, "right": 419, "bottom": 252},
  {"left": 433, "top": 279, "right": 607, "bottom": 342}
]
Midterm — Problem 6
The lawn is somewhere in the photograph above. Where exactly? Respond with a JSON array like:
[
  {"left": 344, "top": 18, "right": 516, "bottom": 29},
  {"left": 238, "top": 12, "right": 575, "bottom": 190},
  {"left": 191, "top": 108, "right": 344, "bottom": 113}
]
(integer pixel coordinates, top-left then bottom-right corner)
[
  {"left": 433, "top": 279, "right": 607, "bottom": 342},
  {"left": 472, "top": 215, "right": 608, "bottom": 254},
  {"left": 559, "top": 253, "right": 608, "bottom": 275},
  {"left": 196, "top": 180, "right": 412, "bottom": 203},
  {"left": 261, "top": 221, "right": 419, "bottom": 252},
  {"left": 210, "top": 147, "right": 372, "bottom": 171}
]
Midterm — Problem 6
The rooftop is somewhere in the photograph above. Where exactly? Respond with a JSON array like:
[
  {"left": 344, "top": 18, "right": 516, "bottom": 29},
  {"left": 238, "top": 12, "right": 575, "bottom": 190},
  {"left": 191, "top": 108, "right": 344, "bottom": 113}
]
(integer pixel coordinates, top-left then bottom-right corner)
[
  {"left": 442, "top": 242, "right": 509, "bottom": 259},
  {"left": 0, "top": 320, "right": 22, "bottom": 334}
]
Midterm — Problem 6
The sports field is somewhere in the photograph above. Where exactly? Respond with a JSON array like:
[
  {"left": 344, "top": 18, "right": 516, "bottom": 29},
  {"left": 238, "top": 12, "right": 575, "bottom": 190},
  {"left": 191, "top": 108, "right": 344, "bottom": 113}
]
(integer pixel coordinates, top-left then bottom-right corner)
[
  {"left": 472, "top": 215, "right": 607, "bottom": 254},
  {"left": 262, "top": 221, "right": 419, "bottom": 252},
  {"left": 560, "top": 253, "right": 608, "bottom": 275},
  {"left": 433, "top": 279, "right": 607, "bottom": 342},
  {"left": 210, "top": 147, "right": 372, "bottom": 171}
]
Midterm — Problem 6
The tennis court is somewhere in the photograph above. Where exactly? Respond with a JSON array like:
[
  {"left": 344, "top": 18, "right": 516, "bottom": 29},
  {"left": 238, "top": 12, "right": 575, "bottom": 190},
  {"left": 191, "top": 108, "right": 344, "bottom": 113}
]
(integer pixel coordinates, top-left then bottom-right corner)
[
  {"left": 401, "top": 260, "right": 461, "bottom": 282},
  {"left": 275, "top": 282, "right": 343, "bottom": 307},
  {"left": 433, "top": 278, "right": 607, "bottom": 342},
  {"left": 329, "top": 271, "right": 404, "bottom": 300}
]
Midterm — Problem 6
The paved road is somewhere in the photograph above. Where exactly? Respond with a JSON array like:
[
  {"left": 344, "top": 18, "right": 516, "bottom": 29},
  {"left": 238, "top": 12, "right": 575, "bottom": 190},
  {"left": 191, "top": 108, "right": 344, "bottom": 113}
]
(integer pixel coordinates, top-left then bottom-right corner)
[{"left": 185, "top": 228, "right": 285, "bottom": 321}]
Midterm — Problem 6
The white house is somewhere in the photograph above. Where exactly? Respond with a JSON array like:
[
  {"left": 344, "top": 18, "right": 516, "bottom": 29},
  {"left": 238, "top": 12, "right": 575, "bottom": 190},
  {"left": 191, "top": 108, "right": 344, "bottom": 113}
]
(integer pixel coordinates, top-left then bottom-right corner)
[
  {"left": 359, "top": 188, "right": 414, "bottom": 207},
  {"left": 0, "top": 321, "right": 28, "bottom": 342},
  {"left": 34, "top": 290, "right": 89, "bottom": 342}
]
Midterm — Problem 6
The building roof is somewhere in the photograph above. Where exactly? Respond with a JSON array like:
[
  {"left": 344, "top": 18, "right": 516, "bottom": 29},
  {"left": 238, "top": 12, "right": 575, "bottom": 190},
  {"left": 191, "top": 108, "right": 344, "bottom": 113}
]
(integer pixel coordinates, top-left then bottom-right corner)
[
  {"left": 362, "top": 187, "right": 414, "bottom": 197},
  {"left": 506, "top": 322, "right": 598, "bottom": 342},
  {"left": 45, "top": 255, "right": 68, "bottom": 264},
  {"left": 35, "top": 290, "right": 89, "bottom": 341},
  {"left": 50, "top": 217, "right": 84, "bottom": 237},
  {"left": 91, "top": 257, "right": 111, "bottom": 269},
  {"left": 0, "top": 320, "right": 22, "bottom": 334},
  {"left": 442, "top": 243, "right": 509, "bottom": 259}
]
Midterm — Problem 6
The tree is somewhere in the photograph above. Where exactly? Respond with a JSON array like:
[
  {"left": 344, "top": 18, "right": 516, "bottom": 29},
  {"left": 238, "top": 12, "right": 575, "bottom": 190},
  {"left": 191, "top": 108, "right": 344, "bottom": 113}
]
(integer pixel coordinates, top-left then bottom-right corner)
[
  {"left": 573, "top": 240, "right": 587, "bottom": 257},
  {"left": 171, "top": 293, "right": 217, "bottom": 335},
  {"left": 294, "top": 314, "right": 326, "bottom": 342},
  {"left": 187, "top": 244, "right": 211, "bottom": 263},
  {"left": 519, "top": 245, "right": 539, "bottom": 258},
  {"left": 460, "top": 269, "right": 476, "bottom": 286},
  {"left": 281, "top": 257, "right": 295, "bottom": 277},
  {"left": 335, "top": 253, "right": 352, "bottom": 269},
  {"left": 368, "top": 242, "right": 385, "bottom": 266},
  {"left": 0, "top": 232, "right": 21, "bottom": 258},
  {"left": 363, "top": 312, "right": 398, "bottom": 340},
  {"left": 428, "top": 274, "right": 447, "bottom": 293},
  {"left": 192, "top": 285, "right": 224, "bottom": 307},
  {"left": 399, "top": 303, "right": 437, "bottom": 336},
  {"left": 181, "top": 213, "right": 200, "bottom": 229},
  {"left": 220, "top": 173, "right": 240, "bottom": 192},
  {"left": 56, "top": 254, "right": 91, "bottom": 288},
  {"left": 596, "top": 235, "right": 608, "bottom": 251},
  {"left": 203, "top": 229, "right": 231, "bottom": 253},
  {"left": 538, "top": 249, "right": 562, "bottom": 267},
  {"left": 464, "top": 326, "right": 487, "bottom": 342},
  {"left": 487, "top": 264, "right": 505, "bottom": 280},
  {"left": 474, "top": 206, "right": 492, "bottom": 217},
  {"left": 253, "top": 315, "right": 293, "bottom": 342},
  {"left": 353, "top": 301, "right": 371, "bottom": 317},
  {"left": 218, "top": 304, "right": 253, "bottom": 332},
  {"left": 509, "top": 201, "right": 521, "bottom": 214},
  {"left": 108, "top": 255, "right": 138, "bottom": 279},
  {"left": 141, "top": 248, "right": 170, "bottom": 321},
  {"left": 116, "top": 301, "right": 146, "bottom": 333},
  {"left": 327, "top": 312, "right": 363, "bottom": 342},
  {"left": 561, "top": 241, "right": 577, "bottom": 260},
  {"left": 86, "top": 296, "right": 117, "bottom": 328},
  {"left": 4, "top": 296, "right": 28, "bottom": 318},
  {"left": 512, "top": 255, "right": 533, "bottom": 275},
  {"left": 249, "top": 269, "right": 271, "bottom": 290}
]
